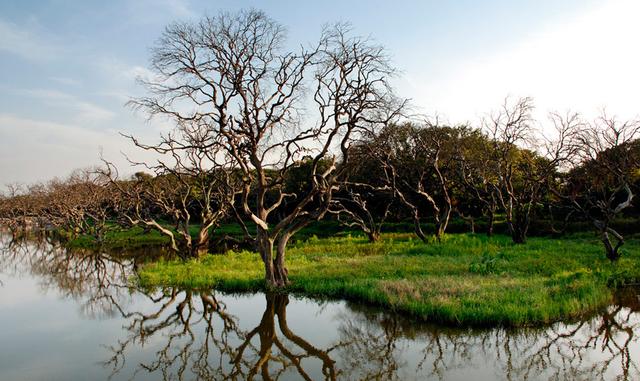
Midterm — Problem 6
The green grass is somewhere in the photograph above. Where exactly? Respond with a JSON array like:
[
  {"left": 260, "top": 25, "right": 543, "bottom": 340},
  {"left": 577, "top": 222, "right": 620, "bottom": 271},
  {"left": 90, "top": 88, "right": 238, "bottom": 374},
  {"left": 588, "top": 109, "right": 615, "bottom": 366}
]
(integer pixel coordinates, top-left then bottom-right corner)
[
  {"left": 138, "top": 232, "right": 640, "bottom": 327},
  {"left": 63, "top": 220, "right": 352, "bottom": 250},
  {"left": 65, "top": 226, "right": 171, "bottom": 250}
]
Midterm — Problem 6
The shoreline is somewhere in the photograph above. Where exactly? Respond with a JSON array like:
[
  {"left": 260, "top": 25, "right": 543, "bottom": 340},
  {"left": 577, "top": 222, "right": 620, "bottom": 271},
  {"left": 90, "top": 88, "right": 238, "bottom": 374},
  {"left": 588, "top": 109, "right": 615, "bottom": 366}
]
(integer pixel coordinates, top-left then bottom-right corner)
[{"left": 136, "top": 232, "right": 640, "bottom": 327}]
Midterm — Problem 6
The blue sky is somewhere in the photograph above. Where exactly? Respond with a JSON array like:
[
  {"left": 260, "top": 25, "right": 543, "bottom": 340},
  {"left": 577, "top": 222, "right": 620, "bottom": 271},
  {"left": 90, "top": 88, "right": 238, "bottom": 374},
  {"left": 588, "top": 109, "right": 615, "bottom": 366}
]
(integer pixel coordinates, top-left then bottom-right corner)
[{"left": 1, "top": 0, "right": 637, "bottom": 185}]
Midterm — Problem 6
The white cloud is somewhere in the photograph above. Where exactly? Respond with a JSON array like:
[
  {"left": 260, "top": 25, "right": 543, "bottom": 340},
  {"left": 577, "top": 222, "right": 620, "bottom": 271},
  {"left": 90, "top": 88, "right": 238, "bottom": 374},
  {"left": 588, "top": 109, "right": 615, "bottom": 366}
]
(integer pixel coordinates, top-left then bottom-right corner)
[
  {"left": 0, "top": 114, "right": 117, "bottom": 184},
  {"left": 410, "top": 0, "right": 640, "bottom": 123},
  {"left": 162, "top": 0, "right": 194, "bottom": 19},
  {"left": 0, "top": 114, "right": 159, "bottom": 185},
  {"left": 124, "top": 65, "right": 156, "bottom": 82},
  {"left": 49, "top": 76, "right": 81, "bottom": 87},
  {"left": 96, "top": 91, "right": 130, "bottom": 103},
  {"left": 96, "top": 58, "right": 160, "bottom": 90},
  {"left": 0, "top": 19, "right": 59, "bottom": 61},
  {"left": 125, "top": 0, "right": 195, "bottom": 24},
  {"left": 19, "top": 88, "right": 116, "bottom": 125}
]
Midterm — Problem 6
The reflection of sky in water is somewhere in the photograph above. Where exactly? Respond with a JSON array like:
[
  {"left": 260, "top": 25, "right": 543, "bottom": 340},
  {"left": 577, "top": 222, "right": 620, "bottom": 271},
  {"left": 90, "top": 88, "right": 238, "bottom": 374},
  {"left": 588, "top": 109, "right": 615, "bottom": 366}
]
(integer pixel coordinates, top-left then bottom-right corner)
[{"left": 0, "top": 234, "right": 639, "bottom": 381}]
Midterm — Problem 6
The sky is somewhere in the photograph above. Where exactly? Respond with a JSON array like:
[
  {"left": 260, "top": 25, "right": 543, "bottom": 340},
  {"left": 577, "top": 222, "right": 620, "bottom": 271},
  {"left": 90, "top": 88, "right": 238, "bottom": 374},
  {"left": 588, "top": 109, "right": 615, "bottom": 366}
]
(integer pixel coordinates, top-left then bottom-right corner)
[{"left": 1, "top": 0, "right": 638, "bottom": 185}]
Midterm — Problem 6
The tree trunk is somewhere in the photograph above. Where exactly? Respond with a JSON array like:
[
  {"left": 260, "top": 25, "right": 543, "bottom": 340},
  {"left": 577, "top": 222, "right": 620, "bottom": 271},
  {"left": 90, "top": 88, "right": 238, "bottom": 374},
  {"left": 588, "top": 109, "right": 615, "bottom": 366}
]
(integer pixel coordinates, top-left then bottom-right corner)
[
  {"left": 367, "top": 231, "right": 380, "bottom": 243},
  {"left": 458, "top": 212, "right": 475, "bottom": 234},
  {"left": 601, "top": 228, "right": 624, "bottom": 262},
  {"left": 412, "top": 212, "right": 428, "bottom": 243},
  {"left": 508, "top": 208, "right": 529, "bottom": 244},
  {"left": 274, "top": 233, "right": 291, "bottom": 287},
  {"left": 511, "top": 224, "right": 527, "bottom": 244},
  {"left": 257, "top": 230, "right": 290, "bottom": 288},
  {"left": 258, "top": 231, "right": 276, "bottom": 287},
  {"left": 193, "top": 227, "right": 210, "bottom": 257},
  {"left": 435, "top": 206, "right": 451, "bottom": 242},
  {"left": 434, "top": 224, "right": 442, "bottom": 242},
  {"left": 486, "top": 212, "right": 495, "bottom": 237}
]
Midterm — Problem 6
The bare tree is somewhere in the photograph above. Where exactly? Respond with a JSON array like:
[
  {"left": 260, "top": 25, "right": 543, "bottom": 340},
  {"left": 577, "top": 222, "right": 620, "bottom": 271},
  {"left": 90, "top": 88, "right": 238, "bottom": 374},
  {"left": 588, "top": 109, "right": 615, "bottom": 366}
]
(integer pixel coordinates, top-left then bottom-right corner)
[
  {"left": 0, "top": 184, "right": 37, "bottom": 233},
  {"left": 44, "top": 168, "right": 117, "bottom": 242},
  {"left": 130, "top": 10, "right": 401, "bottom": 286},
  {"left": 332, "top": 182, "right": 394, "bottom": 242},
  {"left": 563, "top": 113, "right": 640, "bottom": 261},
  {"left": 362, "top": 122, "right": 460, "bottom": 243},
  {"left": 408, "top": 123, "right": 464, "bottom": 241},
  {"left": 103, "top": 142, "right": 240, "bottom": 258},
  {"left": 455, "top": 128, "right": 501, "bottom": 236},
  {"left": 483, "top": 97, "right": 580, "bottom": 244},
  {"left": 330, "top": 142, "right": 395, "bottom": 242},
  {"left": 0, "top": 169, "right": 118, "bottom": 242}
]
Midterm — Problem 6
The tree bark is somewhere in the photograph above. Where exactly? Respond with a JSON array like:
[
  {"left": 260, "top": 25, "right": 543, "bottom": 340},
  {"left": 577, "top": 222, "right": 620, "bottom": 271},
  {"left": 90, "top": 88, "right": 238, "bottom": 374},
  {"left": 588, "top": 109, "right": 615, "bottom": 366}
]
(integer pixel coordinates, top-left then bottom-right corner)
[
  {"left": 193, "top": 227, "right": 210, "bottom": 258},
  {"left": 412, "top": 212, "right": 428, "bottom": 243},
  {"left": 486, "top": 211, "right": 495, "bottom": 237},
  {"left": 274, "top": 232, "right": 292, "bottom": 287},
  {"left": 600, "top": 226, "right": 624, "bottom": 262},
  {"left": 258, "top": 232, "right": 277, "bottom": 287},
  {"left": 434, "top": 205, "right": 451, "bottom": 242},
  {"left": 367, "top": 231, "right": 380, "bottom": 243}
]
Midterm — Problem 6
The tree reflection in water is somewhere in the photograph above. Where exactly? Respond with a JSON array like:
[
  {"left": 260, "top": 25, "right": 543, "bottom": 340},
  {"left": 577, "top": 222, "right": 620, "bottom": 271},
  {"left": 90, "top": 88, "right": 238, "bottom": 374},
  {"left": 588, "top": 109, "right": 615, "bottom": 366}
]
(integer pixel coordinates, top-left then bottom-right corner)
[
  {"left": 104, "top": 287, "right": 239, "bottom": 380},
  {"left": 0, "top": 231, "right": 138, "bottom": 318},
  {"left": 336, "top": 292, "right": 640, "bottom": 381},
  {"left": 104, "top": 291, "right": 343, "bottom": 380},
  {"left": 1, "top": 232, "right": 639, "bottom": 380},
  {"left": 103, "top": 288, "right": 640, "bottom": 381}
]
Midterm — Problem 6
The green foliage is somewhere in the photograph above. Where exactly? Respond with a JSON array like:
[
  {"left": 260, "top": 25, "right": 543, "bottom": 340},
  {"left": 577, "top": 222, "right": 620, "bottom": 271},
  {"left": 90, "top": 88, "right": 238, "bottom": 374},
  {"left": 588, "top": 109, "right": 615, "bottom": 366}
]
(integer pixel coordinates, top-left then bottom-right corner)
[
  {"left": 468, "top": 251, "right": 505, "bottom": 275},
  {"left": 138, "top": 232, "right": 640, "bottom": 327},
  {"left": 66, "top": 225, "right": 170, "bottom": 250}
]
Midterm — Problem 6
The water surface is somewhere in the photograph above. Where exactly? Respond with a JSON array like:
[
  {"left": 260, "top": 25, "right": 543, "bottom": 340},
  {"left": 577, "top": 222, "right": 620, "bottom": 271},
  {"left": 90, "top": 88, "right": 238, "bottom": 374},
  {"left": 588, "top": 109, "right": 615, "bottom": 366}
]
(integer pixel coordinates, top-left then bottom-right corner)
[{"left": 1, "top": 232, "right": 639, "bottom": 380}]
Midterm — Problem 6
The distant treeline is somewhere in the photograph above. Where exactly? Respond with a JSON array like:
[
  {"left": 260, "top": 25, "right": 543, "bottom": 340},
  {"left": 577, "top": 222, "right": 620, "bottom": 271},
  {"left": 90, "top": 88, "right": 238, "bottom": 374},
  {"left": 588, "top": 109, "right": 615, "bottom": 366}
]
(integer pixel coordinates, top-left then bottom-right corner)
[{"left": 1, "top": 100, "right": 638, "bottom": 262}]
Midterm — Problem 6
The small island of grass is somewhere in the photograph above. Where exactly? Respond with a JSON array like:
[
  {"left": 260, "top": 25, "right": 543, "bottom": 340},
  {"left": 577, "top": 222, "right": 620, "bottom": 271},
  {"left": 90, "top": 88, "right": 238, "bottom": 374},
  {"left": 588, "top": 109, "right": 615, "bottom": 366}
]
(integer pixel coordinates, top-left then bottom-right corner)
[{"left": 137, "top": 232, "right": 640, "bottom": 327}]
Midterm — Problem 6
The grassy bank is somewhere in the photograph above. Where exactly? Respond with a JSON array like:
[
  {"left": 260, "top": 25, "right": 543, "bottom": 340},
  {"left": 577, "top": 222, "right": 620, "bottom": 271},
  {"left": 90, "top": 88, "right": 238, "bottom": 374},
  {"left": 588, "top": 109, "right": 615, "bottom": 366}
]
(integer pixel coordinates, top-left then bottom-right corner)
[
  {"left": 65, "top": 226, "right": 171, "bottom": 250},
  {"left": 63, "top": 216, "right": 640, "bottom": 250},
  {"left": 63, "top": 221, "right": 340, "bottom": 250},
  {"left": 138, "top": 232, "right": 640, "bottom": 327}
]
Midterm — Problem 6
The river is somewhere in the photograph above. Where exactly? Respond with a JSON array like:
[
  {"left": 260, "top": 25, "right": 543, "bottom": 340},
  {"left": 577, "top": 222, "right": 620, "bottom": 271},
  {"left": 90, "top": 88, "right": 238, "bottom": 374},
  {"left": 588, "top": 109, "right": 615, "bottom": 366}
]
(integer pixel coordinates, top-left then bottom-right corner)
[{"left": 0, "top": 232, "right": 638, "bottom": 380}]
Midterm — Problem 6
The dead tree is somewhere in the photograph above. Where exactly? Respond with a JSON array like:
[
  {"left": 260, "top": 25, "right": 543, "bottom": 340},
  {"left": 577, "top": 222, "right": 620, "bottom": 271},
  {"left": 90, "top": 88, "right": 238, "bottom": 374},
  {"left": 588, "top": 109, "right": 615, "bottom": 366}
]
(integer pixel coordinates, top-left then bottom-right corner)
[
  {"left": 410, "top": 123, "right": 461, "bottom": 241},
  {"left": 332, "top": 182, "right": 393, "bottom": 242},
  {"left": 455, "top": 128, "right": 501, "bottom": 236},
  {"left": 365, "top": 122, "right": 459, "bottom": 243},
  {"left": 45, "top": 169, "right": 117, "bottom": 242},
  {"left": 484, "top": 97, "right": 580, "bottom": 244},
  {"left": 103, "top": 143, "right": 240, "bottom": 258},
  {"left": 0, "top": 169, "right": 118, "bottom": 241},
  {"left": 130, "top": 10, "right": 401, "bottom": 286},
  {"left": 563, "top": 114, "right": 639, "bottom": 261},
  {"left": 0, "top": 184, "right": 37, "bottom": 233},
  {"left": 331, "top": 142, "right": 395, "bottom": 242}
]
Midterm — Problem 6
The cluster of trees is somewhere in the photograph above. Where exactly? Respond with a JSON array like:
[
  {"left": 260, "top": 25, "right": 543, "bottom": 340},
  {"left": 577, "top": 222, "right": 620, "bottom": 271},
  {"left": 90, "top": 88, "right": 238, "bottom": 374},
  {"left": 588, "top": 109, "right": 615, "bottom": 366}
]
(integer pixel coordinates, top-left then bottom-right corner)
[
  {"left": 0, "top": 169, "right": 116, "bottom": 241},
  {"left": 1, "top": 10, "right": 639, "bottom": 287},
  {"left": 349, "top": 100, "right": 639, "bottom": 261}
]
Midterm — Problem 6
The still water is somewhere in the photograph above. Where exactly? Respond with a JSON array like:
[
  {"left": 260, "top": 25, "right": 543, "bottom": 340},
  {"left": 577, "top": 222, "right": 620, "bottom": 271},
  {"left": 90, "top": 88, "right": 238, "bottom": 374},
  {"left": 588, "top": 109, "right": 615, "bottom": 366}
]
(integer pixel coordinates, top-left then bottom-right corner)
[{"left": 0, "top": 232, "right": 639, "bottom": 381}]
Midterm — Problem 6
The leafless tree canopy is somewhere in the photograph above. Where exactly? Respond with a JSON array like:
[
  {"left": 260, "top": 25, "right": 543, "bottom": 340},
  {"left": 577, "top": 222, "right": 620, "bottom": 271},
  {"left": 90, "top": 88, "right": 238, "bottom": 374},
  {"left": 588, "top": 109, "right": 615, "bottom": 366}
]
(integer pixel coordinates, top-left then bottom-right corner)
[
  {"left": 561, "top": 114, "right": 640, "bottom": 260},
  {"left": 126, "top": 9, "right": 403, "bottom": 286}
]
